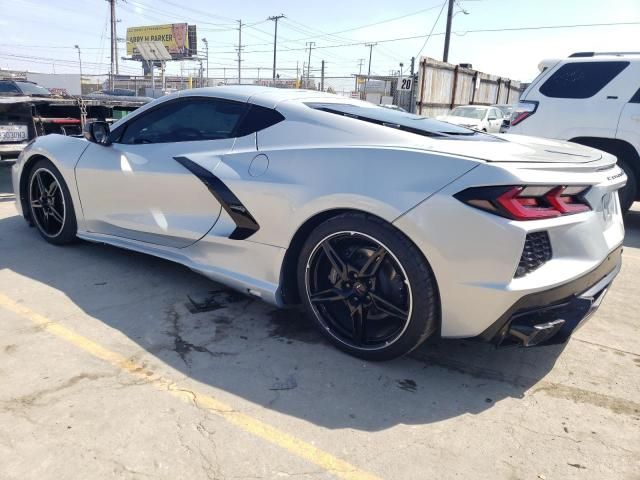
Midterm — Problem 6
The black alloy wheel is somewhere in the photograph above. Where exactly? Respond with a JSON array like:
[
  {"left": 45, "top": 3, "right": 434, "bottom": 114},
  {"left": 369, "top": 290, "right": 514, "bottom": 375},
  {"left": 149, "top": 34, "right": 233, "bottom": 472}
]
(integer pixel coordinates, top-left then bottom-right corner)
[
  {"left": 27, "top": 159, "right": 77, "bottom": 244},
  {"left": 298, "top": 213, "right": 439, "bottom": 361},
  {"left": 306, "top": 231, "right": 412, "bottom": 350}
]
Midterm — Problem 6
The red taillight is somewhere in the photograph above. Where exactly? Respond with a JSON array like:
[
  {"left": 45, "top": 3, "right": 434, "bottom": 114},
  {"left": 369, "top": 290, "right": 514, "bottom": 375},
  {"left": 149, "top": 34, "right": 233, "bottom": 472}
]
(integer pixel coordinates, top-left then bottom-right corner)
[
  {"left": 545, "top": 186, "right": 591, "bottom": 214},
  {"left": 455, "top": 185, "right": 591, "bottom": 220},
  {"left": 496, "top": 187, "right": 560, "bottom": 219},
  {"left": 510, "top": 101, "right": 538, "bottom": 126}
]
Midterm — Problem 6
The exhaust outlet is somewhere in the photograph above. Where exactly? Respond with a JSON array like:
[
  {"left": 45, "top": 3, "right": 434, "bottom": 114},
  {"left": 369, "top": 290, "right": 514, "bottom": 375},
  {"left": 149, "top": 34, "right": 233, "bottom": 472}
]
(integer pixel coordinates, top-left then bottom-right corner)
[{"left": 508, "top": 319, "right": 565, "bottom": 347}]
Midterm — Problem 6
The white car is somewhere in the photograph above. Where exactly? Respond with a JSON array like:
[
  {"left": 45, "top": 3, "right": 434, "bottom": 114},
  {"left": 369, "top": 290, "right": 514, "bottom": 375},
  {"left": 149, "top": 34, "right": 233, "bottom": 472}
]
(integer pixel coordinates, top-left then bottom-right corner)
[
  {"left": 437, "top": 105, "right": 504, "bottom": 133},
  {"left": 12, "top": 86, "right": 626, "bottom": 360},
  {"left": 507, "top": 52, "right": 640, "bottom": 212}
]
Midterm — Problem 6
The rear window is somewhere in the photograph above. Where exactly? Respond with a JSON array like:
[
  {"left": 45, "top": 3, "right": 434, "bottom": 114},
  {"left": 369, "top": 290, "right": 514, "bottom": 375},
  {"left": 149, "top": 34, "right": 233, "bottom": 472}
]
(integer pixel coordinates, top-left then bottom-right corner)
[
  {"left": 539, "top": 61, "right": 629, "bottom": 99},
  {"left": 306, "top": 102, "right": 478, "bottom": 138}
]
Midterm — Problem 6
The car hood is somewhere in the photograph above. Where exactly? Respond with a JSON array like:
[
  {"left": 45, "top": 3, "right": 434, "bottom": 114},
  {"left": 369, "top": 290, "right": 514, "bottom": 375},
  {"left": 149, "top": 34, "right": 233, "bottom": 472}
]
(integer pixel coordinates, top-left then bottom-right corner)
[{"left": 409, "top": 133, "right": 604, "bottom": 164}]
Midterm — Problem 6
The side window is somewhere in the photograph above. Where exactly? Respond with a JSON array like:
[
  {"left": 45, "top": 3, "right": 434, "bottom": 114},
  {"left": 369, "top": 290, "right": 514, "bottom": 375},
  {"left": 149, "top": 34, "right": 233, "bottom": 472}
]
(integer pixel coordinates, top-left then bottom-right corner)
[
  {"left": 539, "top": 61, "right": 629, "bottom": 99},
  {"left": 119, "top": 97, "right": 247, "bottom": 144},
  {"left": 235, "top": 104, "right": 285, "bottom": 137},
  {"left": 489, "top": 108, "right": 500, "bottom": 119},
  {"left": 630, "top": 87, "right": 640, "bottom": 104}
]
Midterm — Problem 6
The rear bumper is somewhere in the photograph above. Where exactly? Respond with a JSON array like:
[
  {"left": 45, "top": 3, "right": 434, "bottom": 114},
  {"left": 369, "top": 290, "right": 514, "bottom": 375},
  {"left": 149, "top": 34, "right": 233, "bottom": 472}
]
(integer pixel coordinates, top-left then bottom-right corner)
[{"left": 479, "top": 245, "right": 622, "bottom": 347}]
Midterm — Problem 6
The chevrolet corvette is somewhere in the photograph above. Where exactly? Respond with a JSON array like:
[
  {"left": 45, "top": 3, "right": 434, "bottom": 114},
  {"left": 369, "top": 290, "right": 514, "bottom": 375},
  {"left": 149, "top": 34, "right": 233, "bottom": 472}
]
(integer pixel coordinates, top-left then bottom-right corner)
[{"left": 11, "top": 86, "right": 626, "bottom": 360}]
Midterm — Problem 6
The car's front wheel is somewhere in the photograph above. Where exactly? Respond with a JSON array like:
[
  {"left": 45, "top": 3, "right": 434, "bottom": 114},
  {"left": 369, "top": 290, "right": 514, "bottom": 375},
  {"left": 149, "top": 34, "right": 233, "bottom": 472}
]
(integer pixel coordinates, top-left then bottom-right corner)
[
  {"left": 27, "top": 159, "right": 77, "bottom": 245},
  {"left": 297, "top": 213, "right": 439, "bottom": 361}
]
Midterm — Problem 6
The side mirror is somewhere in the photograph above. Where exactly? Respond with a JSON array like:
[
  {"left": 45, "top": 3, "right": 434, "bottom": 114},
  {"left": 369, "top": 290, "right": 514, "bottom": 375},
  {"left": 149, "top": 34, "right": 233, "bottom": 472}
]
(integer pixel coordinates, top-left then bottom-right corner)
[{"left": 83, "top": 121, "right": 111, "bottom": 146}]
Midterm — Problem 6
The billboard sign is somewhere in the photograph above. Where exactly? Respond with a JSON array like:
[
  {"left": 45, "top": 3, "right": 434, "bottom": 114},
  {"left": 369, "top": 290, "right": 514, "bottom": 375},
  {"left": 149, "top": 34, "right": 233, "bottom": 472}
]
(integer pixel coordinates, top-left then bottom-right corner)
[{"left": 126, "top": 24, "right": 191, "bottom": 59}]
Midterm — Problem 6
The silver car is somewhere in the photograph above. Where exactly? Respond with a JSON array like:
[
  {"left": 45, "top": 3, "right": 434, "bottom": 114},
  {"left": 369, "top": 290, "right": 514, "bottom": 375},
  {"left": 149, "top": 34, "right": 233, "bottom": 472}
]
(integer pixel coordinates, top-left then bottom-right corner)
[{"left": 12, "top": 87, "right": 626, "bottom": 360}]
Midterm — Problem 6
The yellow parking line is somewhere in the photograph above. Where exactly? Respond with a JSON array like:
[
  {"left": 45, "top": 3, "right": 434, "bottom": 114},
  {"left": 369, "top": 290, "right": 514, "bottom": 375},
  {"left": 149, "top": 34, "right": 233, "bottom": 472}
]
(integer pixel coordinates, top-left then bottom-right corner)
[{"left": 0, "top": 294, "right": 380, "bottom": 480}]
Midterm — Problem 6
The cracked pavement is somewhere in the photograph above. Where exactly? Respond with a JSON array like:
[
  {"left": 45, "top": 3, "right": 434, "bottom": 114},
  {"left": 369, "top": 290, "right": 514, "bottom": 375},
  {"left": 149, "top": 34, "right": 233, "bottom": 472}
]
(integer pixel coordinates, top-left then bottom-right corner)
[{"left": 1, "top": 163, "right": 639, "bottom": 479}]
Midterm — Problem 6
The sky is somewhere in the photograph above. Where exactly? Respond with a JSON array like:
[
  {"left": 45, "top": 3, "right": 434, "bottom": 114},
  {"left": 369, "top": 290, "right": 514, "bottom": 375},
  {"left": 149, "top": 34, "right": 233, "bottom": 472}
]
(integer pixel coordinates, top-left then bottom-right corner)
[{"left": 0, "top": 0, "right": 639, "bottom": 86}]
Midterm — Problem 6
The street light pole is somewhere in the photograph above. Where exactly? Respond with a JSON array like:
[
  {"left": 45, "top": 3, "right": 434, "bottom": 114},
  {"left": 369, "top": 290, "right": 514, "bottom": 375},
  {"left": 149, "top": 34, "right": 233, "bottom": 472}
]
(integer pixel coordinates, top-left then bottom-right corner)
[
  {"left": 268, "top": 14, "right": 285, "bottom": 86},
  {"left": 74, "top": 45, "right": 83, "bottom": 94}
]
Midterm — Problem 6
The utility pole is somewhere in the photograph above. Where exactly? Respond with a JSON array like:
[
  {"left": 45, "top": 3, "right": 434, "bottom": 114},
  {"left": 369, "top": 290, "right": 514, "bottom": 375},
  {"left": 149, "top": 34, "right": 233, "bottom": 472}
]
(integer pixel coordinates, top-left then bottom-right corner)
[
  {"left": 365, "top": 43, "right": 377, "bottom": 76},
  {"left": 268, "top": 14, "right": 285, "bottom": 87},
  {"left": 108, "top": 0, "right": 117, "bottom": 90},
  {"left": 202, "top": 38, "right": 209, "bottom": 86},
  {"left": 443, "top": 0, "right": 455, "bottom": 63},
  {"left": 306, "top": 41, "right": 315, "bottom": 89},
  {"left": 237, "top": 20, "right": 242, "bottom": 84},
  {"left": 320, "top": 60, "right": 325, "bottom": 92},
  {"left": 74, "top": 45, "right": 83, "bottom": 94}
]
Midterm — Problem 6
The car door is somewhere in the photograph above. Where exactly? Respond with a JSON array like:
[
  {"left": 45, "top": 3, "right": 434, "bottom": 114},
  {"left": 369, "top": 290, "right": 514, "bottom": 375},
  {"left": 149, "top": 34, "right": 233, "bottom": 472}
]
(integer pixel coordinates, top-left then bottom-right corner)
[
  {"left": 76, "top": 96, "right": 248, "bottom": 248},
  {"left": 616, "top": 86, "right": 640, "bottom": 154},
  {"left": 487, "top": 108, "right": 503, "bottom": 133}
]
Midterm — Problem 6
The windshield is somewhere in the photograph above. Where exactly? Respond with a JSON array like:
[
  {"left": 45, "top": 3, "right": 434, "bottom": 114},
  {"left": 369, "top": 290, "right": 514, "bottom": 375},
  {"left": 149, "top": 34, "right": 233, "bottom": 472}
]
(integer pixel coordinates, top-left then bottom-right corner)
[
  {"left": 0, "top": 81, "right": 21, "bottom": 95},
  {"left": 450, "top": 107, "right": 487, "bottom": 120},
  {"left": 306, "top": 102, "right": 475, "bottom": 137},
  {"left": 14, "top": 81, "right": 52, "bottom": 96}
]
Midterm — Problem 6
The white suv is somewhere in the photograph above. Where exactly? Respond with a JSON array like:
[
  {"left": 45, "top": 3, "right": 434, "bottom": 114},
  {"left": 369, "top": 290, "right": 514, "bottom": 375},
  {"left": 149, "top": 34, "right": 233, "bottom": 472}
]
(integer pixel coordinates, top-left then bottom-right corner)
[{"left": 507, "top": 52, "right": 640, "bottom": 212}]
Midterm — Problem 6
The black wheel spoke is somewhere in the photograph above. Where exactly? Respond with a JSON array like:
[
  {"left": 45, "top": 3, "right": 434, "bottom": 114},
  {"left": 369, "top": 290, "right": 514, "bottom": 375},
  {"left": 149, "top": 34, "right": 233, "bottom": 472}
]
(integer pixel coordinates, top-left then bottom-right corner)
[
  {"left": 370, "top": 292, "right": 409, "bottom": 320},
  {"left": 350, "top": 303, "right": 367, "bottom": 345},
  {"left": 358, "top": 246, "right": 387, "bottom": 277},
  {"left": 320, "top": 239, "right": 350, "bottom": 281},
  {"left": 35, "top": 172, "right": 45, "bottom": 196},
  {"left": 49, "top": 205, "right": 64, "bottom": 224},
  {"left": 47, "top": 181, "right": 59, "bottom": 197},
  {"left": 309, "top": 288, "right": 347, "bottom": 303}
]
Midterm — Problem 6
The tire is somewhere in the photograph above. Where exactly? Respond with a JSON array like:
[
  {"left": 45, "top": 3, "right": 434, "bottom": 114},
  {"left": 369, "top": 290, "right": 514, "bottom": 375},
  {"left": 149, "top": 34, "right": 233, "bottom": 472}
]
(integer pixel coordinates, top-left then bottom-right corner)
[
  {"left": 618, "top": 160, "right": 637, "bottom": 213},
  {"left": 297, "top": 212, "right": 439, "bottom": 361},
  {"left": 27, "top": 159, "right": 77, "bottom": 245}
]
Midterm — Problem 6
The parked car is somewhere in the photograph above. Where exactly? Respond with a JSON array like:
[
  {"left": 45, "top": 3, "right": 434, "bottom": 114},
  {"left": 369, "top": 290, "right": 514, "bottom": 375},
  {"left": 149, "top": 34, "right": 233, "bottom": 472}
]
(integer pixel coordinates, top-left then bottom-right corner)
[
  {"left": 437, "top": 105, "right": 504, "bottom": 133},
  {"left": 0, "top": 79, "right": 52, "bottom": 97},
  {"left": 506, "top": 51, "right": 640, "bottom": 212},
  {"left": 12, "top": 86, "right": 625, "bottom": 360}
]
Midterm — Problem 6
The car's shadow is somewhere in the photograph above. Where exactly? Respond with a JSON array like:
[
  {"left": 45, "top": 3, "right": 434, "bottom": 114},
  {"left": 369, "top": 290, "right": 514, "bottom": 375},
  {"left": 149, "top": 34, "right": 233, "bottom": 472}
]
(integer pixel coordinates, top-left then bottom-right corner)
[
  {"left": 7, "top": 167, "right": 637, "bottom": 431},
  {"left": 0, "top": 210, "right": 574, "bottom": 433}
]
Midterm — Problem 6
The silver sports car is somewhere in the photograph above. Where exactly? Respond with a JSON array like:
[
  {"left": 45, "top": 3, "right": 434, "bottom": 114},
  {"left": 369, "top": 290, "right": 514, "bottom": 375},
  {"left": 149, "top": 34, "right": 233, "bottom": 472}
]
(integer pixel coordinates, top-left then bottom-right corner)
[{"left": 11, "top": 86, "right": 626, "bottom": 360}]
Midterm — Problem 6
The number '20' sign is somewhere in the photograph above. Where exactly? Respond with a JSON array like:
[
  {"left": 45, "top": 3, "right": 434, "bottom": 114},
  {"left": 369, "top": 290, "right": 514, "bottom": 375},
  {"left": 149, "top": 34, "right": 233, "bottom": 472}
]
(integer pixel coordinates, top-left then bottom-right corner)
[{"left": 398, "top": 77, "right": 413, "bottom": 91}]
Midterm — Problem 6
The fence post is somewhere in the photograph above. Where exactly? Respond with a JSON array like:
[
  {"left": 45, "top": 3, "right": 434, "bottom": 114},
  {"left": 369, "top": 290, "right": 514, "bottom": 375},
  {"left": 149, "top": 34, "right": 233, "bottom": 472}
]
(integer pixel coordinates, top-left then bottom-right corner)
[{"left": 450, "top": 65, "right": 459, "bottom": 110}]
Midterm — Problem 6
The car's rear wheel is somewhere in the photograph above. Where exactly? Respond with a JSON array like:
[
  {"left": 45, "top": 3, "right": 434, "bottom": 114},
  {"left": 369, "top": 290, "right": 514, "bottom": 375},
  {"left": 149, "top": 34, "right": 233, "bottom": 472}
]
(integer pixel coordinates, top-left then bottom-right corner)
[
  {"left": 27, "top": 159, "right": 77, "bottom": 245},
  {"left": 297, "top": 213, "right": 439, "bottom": 361}
]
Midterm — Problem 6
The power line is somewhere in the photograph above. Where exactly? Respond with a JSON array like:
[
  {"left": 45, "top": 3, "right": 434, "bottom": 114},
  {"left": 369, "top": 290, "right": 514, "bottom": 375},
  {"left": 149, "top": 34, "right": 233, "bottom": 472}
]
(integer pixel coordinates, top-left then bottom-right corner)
[{"left": 416, "top": 1, "right": 448, "bottom": 59}]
